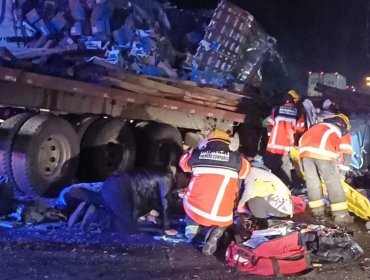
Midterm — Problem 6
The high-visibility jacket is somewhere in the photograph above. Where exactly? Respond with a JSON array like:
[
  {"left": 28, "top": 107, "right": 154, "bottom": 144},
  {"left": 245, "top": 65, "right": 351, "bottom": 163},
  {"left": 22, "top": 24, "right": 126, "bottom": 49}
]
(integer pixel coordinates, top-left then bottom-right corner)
[
  {"left": 339, "top": 133, "right": 353, "bottom": 155},
  {"left": 179, "top": 146, "right": 251, "bottom": 227},
  {"left": 338, "top": 133, "right": 353, "bottom": 172},
  {"left": 238, "top": 167, "right": 293, "bottom": 216},
  {"left": 298, "top": 122, "right": 342, "bottom": 161},
  {"left": 266, "top": 102, "right": 305, "bottom": 155}
]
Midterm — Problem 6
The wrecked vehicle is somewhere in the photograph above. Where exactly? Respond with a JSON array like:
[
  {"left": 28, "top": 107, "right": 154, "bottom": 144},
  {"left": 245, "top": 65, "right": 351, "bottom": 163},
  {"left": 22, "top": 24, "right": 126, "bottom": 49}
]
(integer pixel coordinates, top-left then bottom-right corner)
[{"left": 0, "top": 0, "right": 281, "bottom": 201}]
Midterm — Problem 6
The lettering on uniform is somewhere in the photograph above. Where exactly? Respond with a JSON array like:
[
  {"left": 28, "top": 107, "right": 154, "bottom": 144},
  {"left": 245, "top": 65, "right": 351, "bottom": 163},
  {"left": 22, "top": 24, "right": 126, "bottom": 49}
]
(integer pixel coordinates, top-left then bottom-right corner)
[
  {"left": 199, "top": 151, "right": 230, "bottom": 162},
  {"left": 278, "top": 106, "right": 297, "bottom": 117}
]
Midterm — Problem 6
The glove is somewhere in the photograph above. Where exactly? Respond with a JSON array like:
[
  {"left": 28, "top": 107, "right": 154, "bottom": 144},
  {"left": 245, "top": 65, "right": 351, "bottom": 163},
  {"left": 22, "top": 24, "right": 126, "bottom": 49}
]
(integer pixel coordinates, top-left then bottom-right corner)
[{"left": 197, "top": 137, "right": 208, "bottom": 150}]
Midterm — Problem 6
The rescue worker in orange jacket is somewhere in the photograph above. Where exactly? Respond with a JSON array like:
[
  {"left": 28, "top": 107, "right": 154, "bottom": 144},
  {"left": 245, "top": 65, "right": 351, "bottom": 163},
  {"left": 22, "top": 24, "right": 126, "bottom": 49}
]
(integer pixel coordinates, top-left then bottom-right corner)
[
  {"left": 298, "top": 113, "right": 353, "bottom": 225},
  {"left": 338, "top": 133, "right": 353, "bottom": 177},
  {"left": 264, "top": 90, "right": 306, "bottom": 188},
  {"left": 179, "top": 129, "right": 251, "bottom": 255}
]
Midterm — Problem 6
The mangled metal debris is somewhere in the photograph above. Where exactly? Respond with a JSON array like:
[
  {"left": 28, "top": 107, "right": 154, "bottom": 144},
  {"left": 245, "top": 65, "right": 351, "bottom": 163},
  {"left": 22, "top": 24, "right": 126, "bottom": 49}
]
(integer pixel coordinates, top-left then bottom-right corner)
[{"left": 0, "top": 0, "right": 276, "bottom": 88}]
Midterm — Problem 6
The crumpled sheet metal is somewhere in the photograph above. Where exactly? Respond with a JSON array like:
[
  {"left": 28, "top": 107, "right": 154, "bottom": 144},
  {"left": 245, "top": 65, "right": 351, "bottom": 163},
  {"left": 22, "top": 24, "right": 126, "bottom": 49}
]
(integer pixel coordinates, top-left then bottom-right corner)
[{"left": 193, "top": 0, "right": 276, "bottom": 85}]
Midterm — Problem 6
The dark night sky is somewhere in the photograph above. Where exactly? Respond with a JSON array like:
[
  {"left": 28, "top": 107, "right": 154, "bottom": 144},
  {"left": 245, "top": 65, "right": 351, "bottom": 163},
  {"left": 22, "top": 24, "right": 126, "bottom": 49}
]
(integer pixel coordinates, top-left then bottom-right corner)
[{"left": 172, "top": 0, "right": 370, "bottom": 93}]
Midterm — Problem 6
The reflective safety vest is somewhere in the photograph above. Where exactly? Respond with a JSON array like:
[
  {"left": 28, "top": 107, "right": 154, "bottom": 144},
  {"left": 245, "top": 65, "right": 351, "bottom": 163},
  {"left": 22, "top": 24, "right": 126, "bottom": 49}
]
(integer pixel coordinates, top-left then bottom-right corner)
[
  {"left": 298, "top": 123, "right": 342, "bottom": 161},
  {"left": 238, "top": 167, "right": 293, "bottom": 216},
  {"left": 338, "top": 133, "right": 353, "bottom": 172},
  {"left": 266, "top": 102, "right": 305, "bottom": 155},
  {"left": 179, "top": 146, "right": 250, "bottom": 227},
  {"left": 339, "top": 133, "right": 353, "bottom": 155}
]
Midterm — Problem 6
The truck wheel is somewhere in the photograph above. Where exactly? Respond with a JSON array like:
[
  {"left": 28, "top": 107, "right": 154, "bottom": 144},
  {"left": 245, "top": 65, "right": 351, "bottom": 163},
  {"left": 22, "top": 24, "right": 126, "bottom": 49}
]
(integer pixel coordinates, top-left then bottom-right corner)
[
  {"left": 0, "top": 112, "right": 36, "bottom": 199},
  {"left": 68, "top": 114, "right": 100, "bottom": 141},
  {"left": 184, "top": 132, "right": 204, "bottom": 149},
  {"left": 11, "top": 114, "right": 80, "bottom": 198},
  {"left": 135, "top": 122, "right": 182, "bottom": 170},
  {"left": 79, "top": 117, "right": 136, "bottom": 181}
]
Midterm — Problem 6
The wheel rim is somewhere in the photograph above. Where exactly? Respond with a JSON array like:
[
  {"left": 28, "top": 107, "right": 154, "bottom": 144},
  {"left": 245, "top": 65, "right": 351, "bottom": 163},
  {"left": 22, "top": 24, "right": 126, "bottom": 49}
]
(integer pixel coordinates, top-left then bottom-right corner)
[
  {"left": 102, "top": 137, "right": 130, "bottom": 172},
  {"left": 37, "top": 134, "right": 70, "bottom": 180}
]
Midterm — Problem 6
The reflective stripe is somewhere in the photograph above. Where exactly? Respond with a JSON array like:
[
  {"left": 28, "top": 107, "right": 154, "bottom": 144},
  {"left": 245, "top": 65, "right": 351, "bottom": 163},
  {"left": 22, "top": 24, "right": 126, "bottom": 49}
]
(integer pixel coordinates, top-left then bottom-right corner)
[
  {"left": 239, "top": 163, "right": 250, "bottom": 179},
  {"left": 211, "top": 176, "right": 231, "bottom": 216},
  {"left": 267, "top": 144, "right": 291, "bottom": 151},
  {"left": 308, "top": 199, "right": 324, "bottom": 209},
  {"left": 318, "top": 124, "right": 340, "bottom": 151},
  {"left": 192, "top": 167, "right": 239, "bottom": 178},
  {"left": 299, "top": 147, "right": 338, "bottom": 159},
  {"left": 266, "top": 117, "right": 274, "bottom": 126},
  {"left": 331, "top": 202, "right": 348, "bottom": 212},
  {"left": 321, "top": 123, "right": 342, "bottom": 137},
  {"left": 275, "top": 116, "right": 297, "bottom": 124},
  {"left": 179, "top": 152, "right": 191, "bottom": 169},
  {"left": 187, "top": 177, "right": 195, "bottom": 192},
  {"left": 339, "top": 144, "right": 353, "bottom": 151},
  {"left": 183, "top": 196, "right": 233, "bottom": 223}
]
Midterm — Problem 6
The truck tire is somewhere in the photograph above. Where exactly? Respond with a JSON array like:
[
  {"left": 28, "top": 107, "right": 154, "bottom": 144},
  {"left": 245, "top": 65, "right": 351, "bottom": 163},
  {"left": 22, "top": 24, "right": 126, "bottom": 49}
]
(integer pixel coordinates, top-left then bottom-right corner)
[
  {"left": 79, "top": 117, "right": 136, "bottom": 181},
  {"left": 68, "top": 114, "right": 100, "bottom": 141},
  {"left": 135, "top": 122, "right": 182, "bottom": 170},
  {"left": 184, "top": 132, "right": 204, "bottom": 149},
  {"left": 0, "top": 112, "right": 36, "bottom": 200},
  {"left": 11, "top": 114, "right": 80, "bottom": 198}
]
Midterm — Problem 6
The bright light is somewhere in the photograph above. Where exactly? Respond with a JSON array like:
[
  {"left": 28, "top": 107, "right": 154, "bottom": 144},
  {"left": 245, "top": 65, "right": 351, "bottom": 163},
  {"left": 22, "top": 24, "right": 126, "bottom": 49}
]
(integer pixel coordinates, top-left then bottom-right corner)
[
  {"left": 308, "top": 71, "right": 312, "bottom": 75},
  {"left": 335, "top": 72, "right": 338, "bottom": 75},
  {"left": 320, "top": 72, "right": 324, "bottom": 75},
  {"left": 366, "top": 76, "right": 370, "bottom": 87}
]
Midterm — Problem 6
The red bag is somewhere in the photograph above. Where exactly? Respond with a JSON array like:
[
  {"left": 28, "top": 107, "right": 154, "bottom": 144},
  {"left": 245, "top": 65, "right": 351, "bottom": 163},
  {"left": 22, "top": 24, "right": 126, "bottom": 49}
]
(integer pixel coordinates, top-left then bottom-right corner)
[
  {"left": 292, "top": 195, "right": 307, "bottom": 214},
  {"left": 226, "top": 232, "right": 310, "bottom": 276}
]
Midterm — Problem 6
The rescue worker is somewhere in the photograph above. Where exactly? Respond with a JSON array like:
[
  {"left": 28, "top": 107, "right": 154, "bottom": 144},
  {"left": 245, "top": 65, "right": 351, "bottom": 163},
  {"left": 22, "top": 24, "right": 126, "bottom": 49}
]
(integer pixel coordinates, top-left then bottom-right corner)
[
  {"left": 179, "top": 129, "right": 251, "bottom": 255},
  {"left": 237, "top": 167, "right": 293, "bottom": 226},
  {"left": 264, "top": 90, "right": 306, "bottom": 188},
  {"left": 338, "top": 129, "right": 353, "bottom": 178},
  {"left": 298, "top": 113, "right": 353, "bottom": 224}
]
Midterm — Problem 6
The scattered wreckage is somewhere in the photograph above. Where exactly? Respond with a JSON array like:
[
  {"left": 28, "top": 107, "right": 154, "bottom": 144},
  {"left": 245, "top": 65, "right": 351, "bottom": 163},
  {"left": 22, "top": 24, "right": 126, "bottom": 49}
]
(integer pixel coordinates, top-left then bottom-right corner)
[
  {"left": 0, "top": 0, "right": 281, "bottom": 201},
  {"left": 0, "top": 0, "right": 369, "bottom": 277}
]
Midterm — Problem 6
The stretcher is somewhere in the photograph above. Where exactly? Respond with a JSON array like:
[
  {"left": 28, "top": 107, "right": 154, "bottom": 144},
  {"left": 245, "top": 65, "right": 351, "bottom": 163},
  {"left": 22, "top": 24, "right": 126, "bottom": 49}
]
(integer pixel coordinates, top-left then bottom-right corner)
[{"left": 290, "top": 147, "right": 370, "bottom": 221}]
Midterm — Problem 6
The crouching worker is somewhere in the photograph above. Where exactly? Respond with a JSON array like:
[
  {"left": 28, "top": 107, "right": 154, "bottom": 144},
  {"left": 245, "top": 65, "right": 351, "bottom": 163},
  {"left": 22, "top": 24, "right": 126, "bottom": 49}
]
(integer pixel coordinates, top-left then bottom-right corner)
[
  {"left": 237, "top": 167, "right": 293, "bottom": 230},
  {"left": 179, "top": 129, "right": 251, "bottom": 255},
  {"left": 66, "top": 169, "right": 178, "bottom": 238}
]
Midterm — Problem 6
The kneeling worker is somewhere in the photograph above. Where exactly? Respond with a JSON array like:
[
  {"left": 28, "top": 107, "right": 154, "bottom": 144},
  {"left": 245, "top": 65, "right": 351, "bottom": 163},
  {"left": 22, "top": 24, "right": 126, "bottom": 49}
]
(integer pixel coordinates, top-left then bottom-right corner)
[
  {"left": 237, "top": 167, "right": 293, "bottom": 227},
  {"left": 179, "top": 129, "right": 251, "bottom": 255}
]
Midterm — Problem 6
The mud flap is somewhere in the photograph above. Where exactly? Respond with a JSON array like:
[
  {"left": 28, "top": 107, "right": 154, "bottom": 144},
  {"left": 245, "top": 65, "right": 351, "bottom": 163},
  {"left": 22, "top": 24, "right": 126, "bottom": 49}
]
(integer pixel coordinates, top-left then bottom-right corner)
[{"left": 289, "top": 147, "right": 370, "bottom": 221}]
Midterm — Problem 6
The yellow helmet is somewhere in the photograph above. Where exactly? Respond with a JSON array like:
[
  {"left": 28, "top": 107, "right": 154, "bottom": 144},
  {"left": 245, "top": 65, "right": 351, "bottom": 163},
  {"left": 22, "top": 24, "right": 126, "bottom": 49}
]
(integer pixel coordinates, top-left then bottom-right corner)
[
  {"left": 207, "top": 129, "right": 230, "bottom": 144},
  {"left": 287, "top": 90, "right": 301, "bottom": 103},
  {"left": 335, "top": 113, "right": 350, "bottom": 130}
]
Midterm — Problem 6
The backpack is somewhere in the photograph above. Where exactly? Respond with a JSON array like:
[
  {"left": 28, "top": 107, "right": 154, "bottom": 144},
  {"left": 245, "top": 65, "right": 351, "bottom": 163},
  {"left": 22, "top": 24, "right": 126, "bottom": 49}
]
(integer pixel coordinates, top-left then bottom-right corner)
[{"left": 226, "top": 231, "right": 310, "bottom": 276}]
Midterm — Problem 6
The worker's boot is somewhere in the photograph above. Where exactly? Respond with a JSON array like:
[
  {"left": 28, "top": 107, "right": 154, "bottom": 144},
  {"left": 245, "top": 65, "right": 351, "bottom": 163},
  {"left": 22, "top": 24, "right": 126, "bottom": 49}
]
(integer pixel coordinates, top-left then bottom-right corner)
[
  {"left": 202, "top": 227, "right": 225, "bottom": 256},
  {"left": 333, "top": 211, "right": 354, "bottom": 226}
]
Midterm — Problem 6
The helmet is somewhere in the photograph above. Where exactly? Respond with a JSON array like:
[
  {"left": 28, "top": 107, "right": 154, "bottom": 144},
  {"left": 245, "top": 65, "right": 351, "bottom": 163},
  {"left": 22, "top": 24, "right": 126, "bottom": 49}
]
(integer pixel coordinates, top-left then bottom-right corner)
[
  {"left": 325, "top": 113, "right": 350, "bottom": 133},
  {"left": 207, "top": 129, "right": 230, "bottom": 144},
  {"left": 335, "top": 113, "right": 350, "bottom": 130},
  {"left": 287, "top": 90, "right": 300, "bottom": 103}
]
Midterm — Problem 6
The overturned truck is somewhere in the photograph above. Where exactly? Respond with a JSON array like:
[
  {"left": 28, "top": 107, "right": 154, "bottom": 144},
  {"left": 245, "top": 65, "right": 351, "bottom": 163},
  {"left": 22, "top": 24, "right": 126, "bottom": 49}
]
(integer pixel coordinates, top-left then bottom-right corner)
[{"left": 0, "top": 0, "right": 279, "bottom": 200}]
